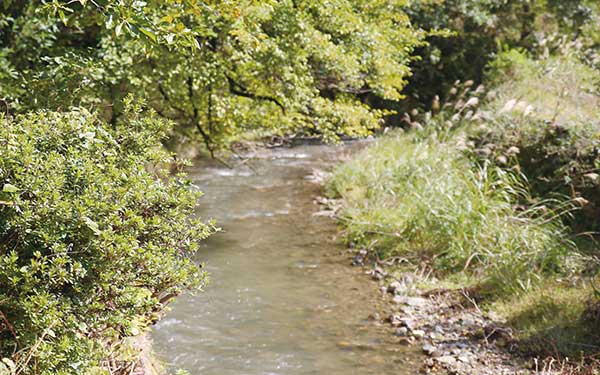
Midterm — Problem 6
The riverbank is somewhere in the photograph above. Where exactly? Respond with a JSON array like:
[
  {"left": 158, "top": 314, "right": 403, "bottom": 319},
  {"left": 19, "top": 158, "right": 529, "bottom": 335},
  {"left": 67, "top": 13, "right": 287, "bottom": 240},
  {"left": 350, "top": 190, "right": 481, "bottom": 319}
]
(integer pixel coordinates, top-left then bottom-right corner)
[
  {"left": 315, "top": 193, "right": 543, "bottom": 374},
  {"left": 319, "top": 142, "right": 596, "bottom": 374},
  {"left": 321, "top": 51, "right": 600, "bottom": 374}
]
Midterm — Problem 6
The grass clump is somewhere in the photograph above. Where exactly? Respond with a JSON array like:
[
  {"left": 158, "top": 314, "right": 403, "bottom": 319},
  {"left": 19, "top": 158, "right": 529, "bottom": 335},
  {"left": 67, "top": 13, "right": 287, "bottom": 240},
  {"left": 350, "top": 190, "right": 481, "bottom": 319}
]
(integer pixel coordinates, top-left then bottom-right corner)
[
  {"left": 470, "top": 50, "right": 600, "bottom": 230},
  {"left": 326, "top": 133, "right": 576, "bottom": 294},
  {"left": 327, "top": 48, "right": 600, "bottom": 362},
  {"left": 492, "top": 282, "right": 600, "bottom": 358}
]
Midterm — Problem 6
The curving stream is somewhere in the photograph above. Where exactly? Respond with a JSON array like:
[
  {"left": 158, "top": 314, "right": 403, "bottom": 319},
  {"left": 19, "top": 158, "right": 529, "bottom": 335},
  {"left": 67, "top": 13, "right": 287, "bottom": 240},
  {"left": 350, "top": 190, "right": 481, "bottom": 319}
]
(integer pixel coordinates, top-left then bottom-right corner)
[{"left": 151, "top": 144, "right": 420, "bottom": 374}]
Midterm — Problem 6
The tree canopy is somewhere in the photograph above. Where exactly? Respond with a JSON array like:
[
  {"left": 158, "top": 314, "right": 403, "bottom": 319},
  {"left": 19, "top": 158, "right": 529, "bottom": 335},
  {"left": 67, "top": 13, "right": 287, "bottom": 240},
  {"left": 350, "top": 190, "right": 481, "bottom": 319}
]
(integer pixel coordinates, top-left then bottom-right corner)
[{"left": 1, "top": 0, "right": 423, "bottom": 152}]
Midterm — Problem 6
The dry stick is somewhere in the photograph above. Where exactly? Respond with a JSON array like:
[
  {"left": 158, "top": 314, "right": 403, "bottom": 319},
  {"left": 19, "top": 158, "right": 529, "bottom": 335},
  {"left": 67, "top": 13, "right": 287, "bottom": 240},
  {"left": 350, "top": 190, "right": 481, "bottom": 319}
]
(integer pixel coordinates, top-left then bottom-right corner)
[
  {"left": 551, "top": 87, "right": 566, "bottom": 124},
  {"left": 461, "top": 289, "right": 483, "bottom": 316},
  {"left": 15, "top": 322, "right": 56, "bottom": 375},
  {"left": 0, "top": 310, "right": 21, "bottom": 349},
  {"left": 462, "top": 252, "right": 479, "bottom": 272}
]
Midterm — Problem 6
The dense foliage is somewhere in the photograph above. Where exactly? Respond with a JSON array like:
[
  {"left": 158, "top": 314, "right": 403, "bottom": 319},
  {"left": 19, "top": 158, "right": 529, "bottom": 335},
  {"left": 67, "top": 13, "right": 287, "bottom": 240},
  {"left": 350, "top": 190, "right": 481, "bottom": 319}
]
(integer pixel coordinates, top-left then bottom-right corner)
[
  {"left": 471, "top": 50, "right": 600, "bottom": 231},
  {"left": 403, "top": 0, "right": 600, "bottom": 107},
  {"left": 0, "top": 102, "right": 213, "bottom": 374},
  {"left": 1, "top": 0, "right": 423, "bottom": 152}
]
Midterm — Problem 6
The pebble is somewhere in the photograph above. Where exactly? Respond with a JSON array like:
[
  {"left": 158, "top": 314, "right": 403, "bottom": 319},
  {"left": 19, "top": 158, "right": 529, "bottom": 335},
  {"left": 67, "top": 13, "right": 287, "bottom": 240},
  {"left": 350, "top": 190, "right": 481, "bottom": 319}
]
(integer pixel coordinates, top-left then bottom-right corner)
[
  {"left": 422, "top": 343, "right": 437, "bottom": 355},
  {"left": 392, "top": 295, "right": 429, "bottom": 307},
  {"left": 388, "top": 314, "right": 402, "bottom": 327},
  {"left": 387, "top": 281, "right": 403, "bottom": 294},
  {"left": 458, "top": 355, "right": 471, "bottom": 363},
  {"left": 394, "top": 327, "right": 408, "bottom": 337},
  {"left": 411, "top": 329, "right": 425, "bottom": 339},
  {"left": 436, "top": 356, "right": 457, "bottom": 366},
  {"left": 399, "top": 318, "right": 417, "bottom": 330},
  {"left": 368, "top": 312, "right": 381, "bottom": 321}
]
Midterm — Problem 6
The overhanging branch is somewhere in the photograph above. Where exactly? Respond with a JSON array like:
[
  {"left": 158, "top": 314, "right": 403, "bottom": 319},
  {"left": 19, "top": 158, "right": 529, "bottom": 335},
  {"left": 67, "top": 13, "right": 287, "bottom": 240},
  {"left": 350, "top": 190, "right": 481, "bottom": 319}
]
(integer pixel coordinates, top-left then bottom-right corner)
[{"left": 226, "top": 75, "right": 285, "bottom": 113}]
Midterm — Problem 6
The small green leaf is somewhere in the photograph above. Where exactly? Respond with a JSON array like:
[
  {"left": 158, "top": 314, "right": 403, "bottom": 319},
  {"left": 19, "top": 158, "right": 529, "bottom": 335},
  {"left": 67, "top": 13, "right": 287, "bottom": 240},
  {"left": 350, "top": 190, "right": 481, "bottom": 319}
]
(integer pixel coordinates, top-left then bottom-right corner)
[
  {"left": 115, "top": 21, "right": 124, "bottom": 36},
  {"left": 84, "top": 217, "right": 101, "bottom": 235},
  {"left": 139, "top": 27, "right": 157, "bottom": 43},
  {"left": 58, "top": 10, "right": 67, "bottom": 25},
  {"left": 2, "top": 184, "right": 18, "bottom": 193}
]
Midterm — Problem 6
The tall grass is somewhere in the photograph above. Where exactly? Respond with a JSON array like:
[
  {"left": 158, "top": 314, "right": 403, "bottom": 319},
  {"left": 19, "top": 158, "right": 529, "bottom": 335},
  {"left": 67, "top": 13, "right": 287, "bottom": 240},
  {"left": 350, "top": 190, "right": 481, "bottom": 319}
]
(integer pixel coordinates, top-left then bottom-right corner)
[
  {"left": 472, "top": 51, "right": 600, "bottom": 232},
  {"left": 327, "top": 134, "right": 577, "bottom": 294}
]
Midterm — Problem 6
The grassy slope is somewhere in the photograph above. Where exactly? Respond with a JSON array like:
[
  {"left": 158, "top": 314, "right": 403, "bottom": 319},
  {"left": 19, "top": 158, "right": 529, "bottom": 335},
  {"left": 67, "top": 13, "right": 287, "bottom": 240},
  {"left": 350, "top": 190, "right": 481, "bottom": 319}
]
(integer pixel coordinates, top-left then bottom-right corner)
[{"left": 326, "top": 52, "right": 600, "bottom": 360}]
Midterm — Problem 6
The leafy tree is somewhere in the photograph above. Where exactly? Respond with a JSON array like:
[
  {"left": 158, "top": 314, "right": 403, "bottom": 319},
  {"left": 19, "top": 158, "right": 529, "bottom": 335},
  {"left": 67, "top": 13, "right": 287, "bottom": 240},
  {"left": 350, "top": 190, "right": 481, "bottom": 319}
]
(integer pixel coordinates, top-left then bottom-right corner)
[{"left": 1, "top": 0, "right": 423, "bottom": 152}]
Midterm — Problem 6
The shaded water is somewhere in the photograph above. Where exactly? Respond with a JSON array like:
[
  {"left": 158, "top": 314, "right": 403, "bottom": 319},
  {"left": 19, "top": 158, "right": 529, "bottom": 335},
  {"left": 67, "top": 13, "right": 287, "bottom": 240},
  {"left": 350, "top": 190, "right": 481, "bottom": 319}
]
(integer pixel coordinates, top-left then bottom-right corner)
[{"left": 151, "top": 144, "right": 420, "bottom": 374}]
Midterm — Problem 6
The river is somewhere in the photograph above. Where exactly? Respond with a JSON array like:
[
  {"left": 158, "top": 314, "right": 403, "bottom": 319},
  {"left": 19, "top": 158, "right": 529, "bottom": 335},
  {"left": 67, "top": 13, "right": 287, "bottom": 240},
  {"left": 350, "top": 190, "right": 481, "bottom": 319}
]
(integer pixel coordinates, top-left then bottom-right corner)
[{"left": 151, "top": 143, "right": 420, "bottom": 374}]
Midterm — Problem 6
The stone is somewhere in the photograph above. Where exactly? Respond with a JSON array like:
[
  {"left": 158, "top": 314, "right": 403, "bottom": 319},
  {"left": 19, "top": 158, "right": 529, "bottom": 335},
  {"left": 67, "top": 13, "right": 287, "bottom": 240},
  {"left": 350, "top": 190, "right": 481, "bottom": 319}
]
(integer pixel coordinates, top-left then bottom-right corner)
[
  {"left": 422, "top": 343, "right": 437, "bottom": 355},
  {"left": 399, "top": 318, "right": 417, "bottom": 330},
  {"left": 387, "top": 281, "right": 403, "bottom": 294},
  {"left": 393, "top": 296, "right": 429, "bottom": 307},
  {"left": 367, "top": 313, "right": 381, "bottom": 321},
  {"left": 388, "top": 314, "right": 402, "bottom": 327},
  {"left": 412, "top": 329, "right": 426, "bottom": 339},
  {"left": 436, "top": 356, "right": 457, "bottom": 366},
  {"left": 394, "top": 327, "right": 408, "bottom": 337}
]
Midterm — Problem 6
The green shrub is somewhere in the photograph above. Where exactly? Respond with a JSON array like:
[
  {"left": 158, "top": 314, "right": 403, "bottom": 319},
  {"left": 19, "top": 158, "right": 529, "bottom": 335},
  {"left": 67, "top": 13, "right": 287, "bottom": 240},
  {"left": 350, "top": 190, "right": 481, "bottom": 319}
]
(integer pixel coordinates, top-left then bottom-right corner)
[
  {"left": 0, "top": 100, "right": 213, "bottom": 374},
  {"left": 326, "top": 134, "right": 576, "bottom": 293}
]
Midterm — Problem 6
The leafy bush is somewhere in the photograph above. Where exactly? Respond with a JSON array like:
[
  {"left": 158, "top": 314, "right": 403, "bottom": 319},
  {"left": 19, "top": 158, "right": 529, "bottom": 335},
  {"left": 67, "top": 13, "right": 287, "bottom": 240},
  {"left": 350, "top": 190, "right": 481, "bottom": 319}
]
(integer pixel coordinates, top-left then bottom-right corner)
[
  {"left": 326, "top": 134, "right": 576, "bottom": 293},
  {"left": 0, "top": 101, "right": 213, "bottom": 374}
]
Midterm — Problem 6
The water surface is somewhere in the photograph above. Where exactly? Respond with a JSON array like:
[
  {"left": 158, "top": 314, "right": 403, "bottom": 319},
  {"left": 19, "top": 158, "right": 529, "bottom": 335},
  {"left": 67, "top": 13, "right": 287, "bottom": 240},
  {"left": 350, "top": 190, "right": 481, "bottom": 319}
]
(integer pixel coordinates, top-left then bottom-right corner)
[{"left": 151, "top": 144, "right": 420, "bottom": 374}]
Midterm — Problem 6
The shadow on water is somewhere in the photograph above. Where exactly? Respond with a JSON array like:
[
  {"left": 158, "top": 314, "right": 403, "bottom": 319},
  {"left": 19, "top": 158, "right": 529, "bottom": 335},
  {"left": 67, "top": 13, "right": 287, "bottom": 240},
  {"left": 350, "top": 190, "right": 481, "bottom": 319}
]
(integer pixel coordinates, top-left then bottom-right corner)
[{"left": 151, "top": 143, "right": 421, "bottom": 374}]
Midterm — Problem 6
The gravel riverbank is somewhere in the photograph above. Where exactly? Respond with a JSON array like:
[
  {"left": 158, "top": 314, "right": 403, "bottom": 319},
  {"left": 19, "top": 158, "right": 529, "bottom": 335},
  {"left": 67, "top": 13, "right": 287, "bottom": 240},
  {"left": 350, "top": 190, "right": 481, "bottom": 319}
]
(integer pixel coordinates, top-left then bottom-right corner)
[{"left": 313, "top": 192, "right": 567, "bottom": 375}]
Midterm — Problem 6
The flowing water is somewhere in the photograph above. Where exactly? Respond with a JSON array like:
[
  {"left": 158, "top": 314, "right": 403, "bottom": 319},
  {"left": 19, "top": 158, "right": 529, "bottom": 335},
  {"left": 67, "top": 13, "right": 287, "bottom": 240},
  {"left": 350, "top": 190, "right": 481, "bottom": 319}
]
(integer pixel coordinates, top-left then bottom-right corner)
[{"left": 151, "top": 144, "right": 420, "bottom": 374}]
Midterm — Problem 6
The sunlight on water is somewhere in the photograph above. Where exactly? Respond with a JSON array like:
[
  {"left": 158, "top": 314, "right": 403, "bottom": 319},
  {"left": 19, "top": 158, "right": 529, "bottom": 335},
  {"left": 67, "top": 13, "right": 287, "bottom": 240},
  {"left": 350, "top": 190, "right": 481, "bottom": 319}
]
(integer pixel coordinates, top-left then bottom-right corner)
[{"left": 151, "top": 143, "right": 420, "bottom": 375}]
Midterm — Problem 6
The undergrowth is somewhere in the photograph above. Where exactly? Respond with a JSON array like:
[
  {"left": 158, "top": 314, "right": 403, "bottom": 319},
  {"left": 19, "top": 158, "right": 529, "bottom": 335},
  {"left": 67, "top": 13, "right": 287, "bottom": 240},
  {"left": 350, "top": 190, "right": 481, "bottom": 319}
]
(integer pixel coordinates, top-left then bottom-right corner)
[
  {"left": 326, "top": 134, "right": 579, "bottom": 295},
  {"left": 326, "top": 49, "right": 600, "bottom": 362}
]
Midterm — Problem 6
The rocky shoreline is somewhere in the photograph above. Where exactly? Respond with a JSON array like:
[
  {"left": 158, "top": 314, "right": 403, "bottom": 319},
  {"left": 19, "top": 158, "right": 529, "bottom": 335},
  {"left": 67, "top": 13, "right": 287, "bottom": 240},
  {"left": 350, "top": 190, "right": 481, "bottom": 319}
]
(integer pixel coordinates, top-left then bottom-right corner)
[
  {"left": 365, "top": 263, "right": 532, "bottom": 375},
  {"left": 312, "top": 192, "right": 567, "bottom": 375}
]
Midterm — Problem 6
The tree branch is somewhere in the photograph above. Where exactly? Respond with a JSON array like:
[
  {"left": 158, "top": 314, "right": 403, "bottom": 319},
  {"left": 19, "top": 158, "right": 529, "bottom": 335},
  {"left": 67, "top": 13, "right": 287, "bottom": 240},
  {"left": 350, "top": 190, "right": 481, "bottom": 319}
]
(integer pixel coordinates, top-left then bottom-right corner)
[{"left": 226, "top": 75, "right": 285, "bottom": 113}]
